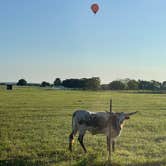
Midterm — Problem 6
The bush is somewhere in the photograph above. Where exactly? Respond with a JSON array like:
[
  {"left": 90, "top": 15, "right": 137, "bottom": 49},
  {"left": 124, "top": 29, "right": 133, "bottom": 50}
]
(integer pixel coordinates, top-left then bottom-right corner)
[
  {"left": 127, "top": 80, "right": 138, "bottom": 90},
  {"left": 41, "top": 81, "right": 50, "bottom": 87},
  {"left": 109, "top": 81, "right": 125, "bottom": 90},
  {"left": 54, "top": 78, "right": 61, "bottom": 86},
  {"left": 17, "top": 79, "right": 27, "bottom": 86}
]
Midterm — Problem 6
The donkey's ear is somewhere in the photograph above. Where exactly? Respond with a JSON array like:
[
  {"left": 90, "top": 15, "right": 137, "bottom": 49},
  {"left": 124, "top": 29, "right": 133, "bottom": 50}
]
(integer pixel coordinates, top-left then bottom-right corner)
[{"left": 125, "top": 111, "right": 138, "bottom": 116}]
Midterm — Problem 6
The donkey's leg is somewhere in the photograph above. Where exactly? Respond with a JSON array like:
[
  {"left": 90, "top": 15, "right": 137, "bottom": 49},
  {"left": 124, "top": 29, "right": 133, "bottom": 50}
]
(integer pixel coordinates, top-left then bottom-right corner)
[
  {"left": 112, "top": 140, "right": 115, "bottom": 152},
  {"left": 107, "top": 136, "right": 111, "bottom": 153},
  {"left": 107, "top": 136, "right": 111, "bottom": 161},
  {"left": 69, "top": 129, "right": 77, "bottom": 152},
  {"left": 78, "top": 133, "right": 87, "bottom": 153}
]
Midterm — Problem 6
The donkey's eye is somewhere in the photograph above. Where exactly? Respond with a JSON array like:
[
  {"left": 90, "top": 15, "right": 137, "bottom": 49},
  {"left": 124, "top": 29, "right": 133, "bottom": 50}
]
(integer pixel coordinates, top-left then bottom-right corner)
[{"left": 125, "top": 116, "right": 130, "bottom": 119}]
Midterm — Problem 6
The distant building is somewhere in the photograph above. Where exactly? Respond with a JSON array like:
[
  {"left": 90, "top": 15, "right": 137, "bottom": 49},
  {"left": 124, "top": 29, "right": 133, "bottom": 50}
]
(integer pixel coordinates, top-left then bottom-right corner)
[
  {"left": 5, "top": 82, "right": 16, "bottom": 90},
  {"left": 6, "top": 84, "right": 13, "bottom": 90}
]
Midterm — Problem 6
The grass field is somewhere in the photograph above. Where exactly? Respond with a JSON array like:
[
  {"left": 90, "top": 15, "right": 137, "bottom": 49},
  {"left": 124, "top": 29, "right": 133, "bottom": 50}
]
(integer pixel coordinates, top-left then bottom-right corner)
[{"left": 0, "top": 86, "right": 166, "bottom": 166}]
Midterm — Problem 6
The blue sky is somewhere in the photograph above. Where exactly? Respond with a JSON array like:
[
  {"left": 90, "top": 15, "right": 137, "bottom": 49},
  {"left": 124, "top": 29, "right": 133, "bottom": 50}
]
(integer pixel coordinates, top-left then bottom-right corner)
[{"left": 0, "top": 0, "right": 166, "bottom": 83}]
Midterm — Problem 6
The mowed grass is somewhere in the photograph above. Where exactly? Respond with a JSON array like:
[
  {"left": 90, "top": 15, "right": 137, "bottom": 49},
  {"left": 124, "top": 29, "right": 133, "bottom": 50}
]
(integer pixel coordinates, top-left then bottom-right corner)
[{"left": 0, "top": 86, "right": 166, "bottom": 166}]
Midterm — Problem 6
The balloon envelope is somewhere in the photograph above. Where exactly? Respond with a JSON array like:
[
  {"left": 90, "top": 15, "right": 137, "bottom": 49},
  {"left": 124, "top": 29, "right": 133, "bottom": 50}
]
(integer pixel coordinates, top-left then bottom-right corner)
[{"left": 91, "top": 3, "right": 99, "bottom": 14}]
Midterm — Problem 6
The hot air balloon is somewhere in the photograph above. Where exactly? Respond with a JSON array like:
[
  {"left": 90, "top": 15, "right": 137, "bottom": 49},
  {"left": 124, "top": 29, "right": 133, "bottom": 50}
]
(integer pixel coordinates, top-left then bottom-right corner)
[{"left": 91, "top": 3, "right": 99, "bottom": 14}]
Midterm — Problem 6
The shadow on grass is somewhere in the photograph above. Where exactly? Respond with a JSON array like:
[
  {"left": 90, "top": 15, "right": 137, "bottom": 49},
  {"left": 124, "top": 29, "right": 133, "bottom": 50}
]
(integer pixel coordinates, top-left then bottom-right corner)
[
  {"left": 127, "top": 160, "right": 166, "bottom": 166},
  {"left": 1, "top": 155, "right": 165, "bottom": 166},
  {"left": 75, "top": 161, "right": 166, "bottom": 166},
  {"left": 124, "top": 90, "right": 166, "bottom": 94},
  {"left": 74, "top": 157, "right": 166, "bottom": 166},
  {"left": 73, "top": 154, "right": 121, "bottom": 166},
  {"left": 0, "top": 158, "right": 45, "bottom": 166}
]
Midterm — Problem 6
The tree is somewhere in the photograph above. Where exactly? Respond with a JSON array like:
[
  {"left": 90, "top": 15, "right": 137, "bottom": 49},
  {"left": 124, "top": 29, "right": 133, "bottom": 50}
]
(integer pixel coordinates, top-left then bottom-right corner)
[
  {"left": 62, "top": 79, "right": 81, "bottom": 88},
  {"left": 17, "top": 79, "right": 27, "bottom": 86},
  {"left": 150, "top": 80, "right": 161, "bottom": 90},
  {"left": 41, "top": 81, "right": 50, "bottom": 87},
  {"left": 109, "top": 81, "right": 125, "bottom": 90},
  {"left": 127, "top": 80, "right": 138, "bottom": 90},
  {"left": 85, "top": 77, "right": 101, "bottom": 90},
  {"left": 138, "top": 80, "right": 161, "bottom": 90},
  {"left": 161, "top": 81, "right": 166, "bottom": 90},
  {"left": 54, "top": 78, "right": 61, "bottom": 86},
  {"left": 138, "top": 80, "right": 152, "bottom": 90},
  {"left": 62, "top": 77, "right": 101, "bottom": 90}
]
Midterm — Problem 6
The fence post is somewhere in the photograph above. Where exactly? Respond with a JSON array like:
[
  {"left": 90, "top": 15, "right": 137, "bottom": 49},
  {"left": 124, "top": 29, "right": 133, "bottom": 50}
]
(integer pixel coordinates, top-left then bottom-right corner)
[
  {"left": 108, "top": 99, "right": 112, "bottom": 162},
  {"left": 110, "top": 99, "right": 112, "bottom": 113}
]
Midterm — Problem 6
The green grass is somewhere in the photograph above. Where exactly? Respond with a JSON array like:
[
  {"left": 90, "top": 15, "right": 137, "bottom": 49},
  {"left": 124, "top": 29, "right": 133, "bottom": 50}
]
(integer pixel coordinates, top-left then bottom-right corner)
[{"left": 0, "top": 86, "right": 166, "bottom": 166}]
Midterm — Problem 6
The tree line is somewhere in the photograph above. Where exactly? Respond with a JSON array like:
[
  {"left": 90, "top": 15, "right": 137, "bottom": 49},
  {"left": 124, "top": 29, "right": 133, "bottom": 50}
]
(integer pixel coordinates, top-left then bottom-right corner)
[
  {"left": 15, "top": 77, "right": 100, "bottom": 90},
  {"left": 12, "top": 77, "right": 166, "bottom": 91},
  {"left": 101, "top": 79, "right": 165, "bottom": 90}
]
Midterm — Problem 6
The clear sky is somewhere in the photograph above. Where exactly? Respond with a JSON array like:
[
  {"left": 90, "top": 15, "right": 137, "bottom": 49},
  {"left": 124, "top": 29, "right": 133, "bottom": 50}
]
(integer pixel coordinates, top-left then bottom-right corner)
[{"left": 0, "top": 0, "right": 166, "bottom": 83}]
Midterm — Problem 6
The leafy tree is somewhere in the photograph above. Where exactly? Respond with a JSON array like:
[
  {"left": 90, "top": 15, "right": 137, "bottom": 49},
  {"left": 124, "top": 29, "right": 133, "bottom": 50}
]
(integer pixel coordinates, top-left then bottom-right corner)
[
  {"left": 62, "top": 79, "right": 81, "bottom": 88},
  {"left": 85, "top": 77, "right": 101, "bottom": 90},
  {"left": 41, "top": 81, "right": 50, "bottom": 87},
  {"left": 109, "top": 81, "right": 125, "bottom": 90},
  {"left": 127, "top": 80, "right": 138, "bottom": 90},
  {"left": 17, "top": 79, "right": 27, "bottom": 86},
  {"left": 150, "top": 80, "right": 161, "bottom": 90},
  {"left": 138, "top": 80, "right": 161, "bottom": 90},
  {"left": 54, "top": 78, "right": 61, "bottom": 86},
  {"left": 62, "top": 77, "right": 101, "bottom": 90},
  {"left": 161, "top": 81, "right": 166, "bottom": 90},
  {"left": 138, "top": 80, "right": 152, "bottom": 90}
]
